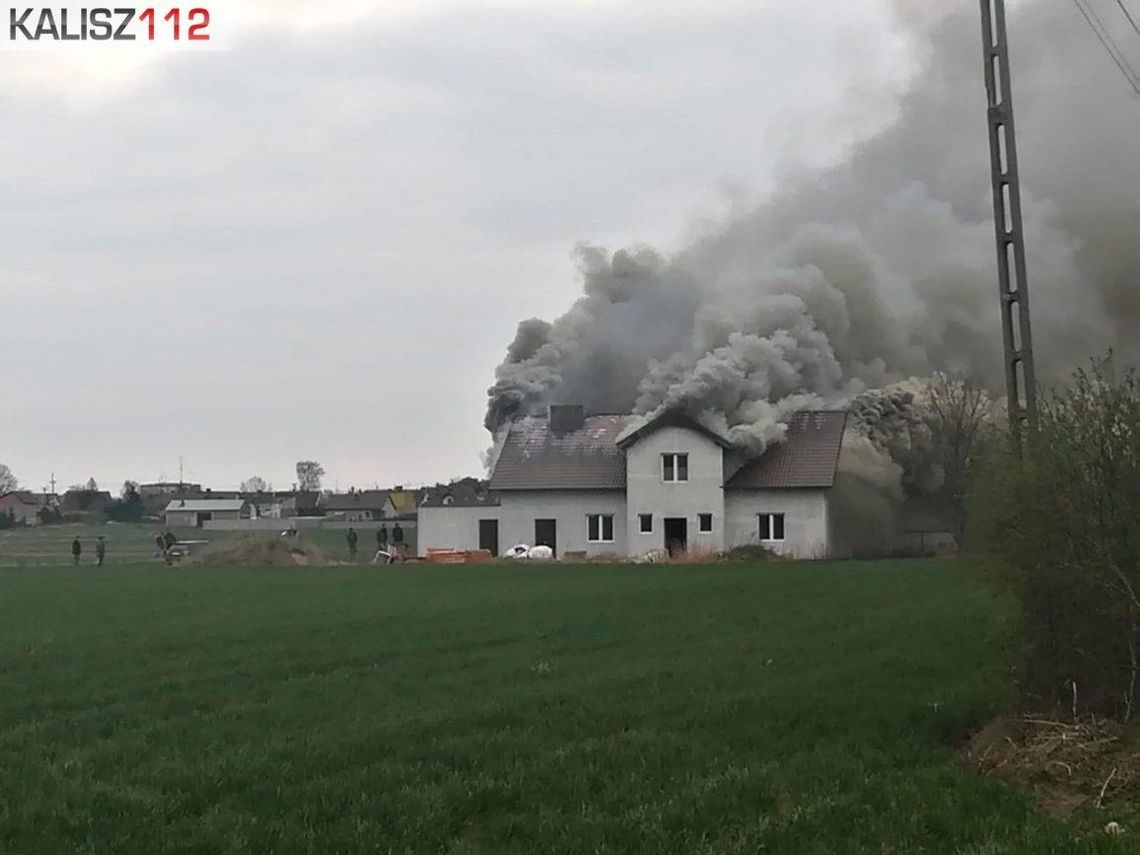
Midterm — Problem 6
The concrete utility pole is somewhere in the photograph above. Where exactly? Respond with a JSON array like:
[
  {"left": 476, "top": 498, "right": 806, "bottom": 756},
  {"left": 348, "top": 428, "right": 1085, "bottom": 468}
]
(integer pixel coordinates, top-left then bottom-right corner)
[{"left": 980, "top": 0, "right": 1038, "bottom": 449}]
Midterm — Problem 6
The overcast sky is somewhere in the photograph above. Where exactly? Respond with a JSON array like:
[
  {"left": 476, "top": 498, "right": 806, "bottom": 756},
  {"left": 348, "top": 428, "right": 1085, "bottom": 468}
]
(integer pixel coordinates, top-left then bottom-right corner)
[{"left": 1, "top": 0, "right": 912, "bottom": 493}]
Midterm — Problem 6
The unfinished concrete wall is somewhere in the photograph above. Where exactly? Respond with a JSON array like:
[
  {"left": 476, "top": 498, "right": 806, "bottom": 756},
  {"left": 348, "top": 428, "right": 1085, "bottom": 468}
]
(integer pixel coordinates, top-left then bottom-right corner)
[
  {"left": 625, "top": 426, "right": 726, "bottom": 556},
  {"left": 497, "top": 490, "right": 627, "bottom": 558},
  {"left": 418, "top": 505, "right": 498, "bottom": 554},
  {"left": 724, "top": 489, "right": 829, "bottom": 559}
]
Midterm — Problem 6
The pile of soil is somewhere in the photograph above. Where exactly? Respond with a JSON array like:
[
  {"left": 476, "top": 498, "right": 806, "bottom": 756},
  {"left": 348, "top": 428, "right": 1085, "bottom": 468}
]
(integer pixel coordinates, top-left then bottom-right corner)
[
  {"left": 192, "top": 535, "right": 327, "bottom": 567},
  {"left": 967, "top": 715, "right": 1140, "bottom": 817}
]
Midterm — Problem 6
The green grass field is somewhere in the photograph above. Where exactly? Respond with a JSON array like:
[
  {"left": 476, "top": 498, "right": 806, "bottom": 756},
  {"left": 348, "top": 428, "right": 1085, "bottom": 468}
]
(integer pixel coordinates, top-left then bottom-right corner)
[
  {"left": 0, "top": 523, "right": 379, "bottom": 567},
  {"left": 0, "top": 559, "right": 1133, "bottom": 853}
]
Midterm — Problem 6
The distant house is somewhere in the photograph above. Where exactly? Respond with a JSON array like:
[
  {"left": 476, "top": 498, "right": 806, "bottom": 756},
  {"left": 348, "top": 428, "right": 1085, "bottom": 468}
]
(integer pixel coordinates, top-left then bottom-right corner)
[
  {"left": 291, "top": 491, "right": 320, "bottom": 516},
  {"left": 421, "top": 405, "right": 848, "bottom": 559},
  {"left": 139, "top": 482, "right": 203, "bottom": 498},
  {"left": 60, "top": 489, "right": 113, "bottom": 522},
  {"left": 384, "top": 489, "right": 420, "bottom": 520},
  {"left": 319, "top": 490, "right": 390, "bottom": 521},
  {"left": 165, "top": 498, "right": 251, "bottom": 528},
  {"left": 0, "top": 491, "right": 59, "bottom": 526},
  {"left": 241, "top": 491, "right": 301, "bottom": 520}
]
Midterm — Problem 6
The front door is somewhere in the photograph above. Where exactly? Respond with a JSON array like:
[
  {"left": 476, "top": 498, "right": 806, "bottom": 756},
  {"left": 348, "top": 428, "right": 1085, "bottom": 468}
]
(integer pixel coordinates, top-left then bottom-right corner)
[
  {"left": 534, "top": 519, "right": 557, "bottom": 556},
  {"left": 479, "top": 519, "right": 499, "bottom": 556},
  {"left": 664, "top": 517, "right": 687, "bottom": 557}
]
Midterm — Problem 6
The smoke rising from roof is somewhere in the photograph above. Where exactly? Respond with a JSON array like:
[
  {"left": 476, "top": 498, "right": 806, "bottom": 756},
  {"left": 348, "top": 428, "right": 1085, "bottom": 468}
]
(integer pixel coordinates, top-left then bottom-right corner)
[{"left": 485, "top": 0, "right": 1139, "bottom": 453}]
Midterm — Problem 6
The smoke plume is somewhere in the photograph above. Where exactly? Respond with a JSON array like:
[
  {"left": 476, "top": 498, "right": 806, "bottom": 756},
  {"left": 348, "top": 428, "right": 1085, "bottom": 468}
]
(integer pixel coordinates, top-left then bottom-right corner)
[{"left": 485, "top": 1, "right": 1140, "bottom": 471}]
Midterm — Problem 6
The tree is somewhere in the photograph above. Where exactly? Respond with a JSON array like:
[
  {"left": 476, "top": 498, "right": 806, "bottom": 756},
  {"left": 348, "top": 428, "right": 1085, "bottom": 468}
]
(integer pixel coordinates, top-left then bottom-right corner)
[
  {"left": 106, "top": 481, "right": 144, "bottom": 523},
  {"left": 36, "top": 505, "right": 62, "bottom": 526},
  {"left": 0, "top": 464, "right": 17, "bottom": 493},
  {"left": 972, "top": 355, "right": 1140, "bottom": 719},
  {"left": 295, "top": 461, "right": 324, "bottom": 492},
  {"left": 241, "top": 476, "right": 270, "bottom": 493},
  {"left": 85, "top": 477, "right": 99, "bottom": 492},
  {"left": 922, "top": 373, "right": 992, "bottom": 542}
]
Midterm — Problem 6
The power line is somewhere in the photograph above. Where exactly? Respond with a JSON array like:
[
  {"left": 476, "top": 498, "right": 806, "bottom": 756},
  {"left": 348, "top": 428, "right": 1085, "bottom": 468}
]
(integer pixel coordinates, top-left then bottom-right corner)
[
  {"left": 1116, "top": 0, "right": 1140, "bottom": 35},
  {"left": 1072, "top": 0, "right": 1140, "bottom": 94},
  {"left": 1081, "top": 0, "right": 1140, "bottom": 82}
]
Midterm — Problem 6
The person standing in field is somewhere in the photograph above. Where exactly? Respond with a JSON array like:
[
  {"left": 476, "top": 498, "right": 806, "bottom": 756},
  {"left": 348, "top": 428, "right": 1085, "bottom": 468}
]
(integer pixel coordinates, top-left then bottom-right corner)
[
  {"left": 71, "top": 537, "right": 81, "bottom": 565},
  {"left": 346, "top": 527, "right": 358, "bottom": 558},
  {"left": 95, "top": 536, "right": 106, "bottom": 567}
]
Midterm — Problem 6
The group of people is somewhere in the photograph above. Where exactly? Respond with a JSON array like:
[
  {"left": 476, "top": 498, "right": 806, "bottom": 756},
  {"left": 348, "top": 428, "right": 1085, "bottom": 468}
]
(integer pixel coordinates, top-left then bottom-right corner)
[
  {"left": 346, "top": 524, "right": 405, "bottom": 562},
  {"left": 70, "top": 535, "right": 106, "bottom": 566}
]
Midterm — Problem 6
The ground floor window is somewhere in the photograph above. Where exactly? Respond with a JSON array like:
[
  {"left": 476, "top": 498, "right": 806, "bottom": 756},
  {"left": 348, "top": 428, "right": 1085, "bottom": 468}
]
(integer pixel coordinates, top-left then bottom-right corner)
[
  {"left": 639, "top": 513, "right": 653, "bottom": 533},
  {"left": 758, "top": 512, "right": 785, "bottom": 542},
  {"left": 698, "top": 513, "right": 713, "bottom": 533},
  {"left": 587, "top": 514, "right": 615, "bottom": 542}
]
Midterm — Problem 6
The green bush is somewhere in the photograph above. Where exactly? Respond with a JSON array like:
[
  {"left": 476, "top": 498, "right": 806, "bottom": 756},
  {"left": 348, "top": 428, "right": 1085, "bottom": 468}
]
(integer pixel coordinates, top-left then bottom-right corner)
[{"left": 971, "top": 356, "right": 1140, "bottom": 719}]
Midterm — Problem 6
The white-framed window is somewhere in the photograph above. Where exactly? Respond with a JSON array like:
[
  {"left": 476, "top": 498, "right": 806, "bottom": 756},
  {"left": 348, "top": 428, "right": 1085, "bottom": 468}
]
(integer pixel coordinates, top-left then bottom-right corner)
[
  {"left": 698, "top": 513, "right": 713, "bottom": 533},
  {"left": 758, "top": 513, "right": 786, "bottom": 542},
  {"left": 662, "top": 453, "right": 689, "bottom": 482},
  {"left": 639, "top": 513, "right": 653, "bottom": 533},
  {"left": 587, "top": 514, "right": 615, "bottom": 543}
]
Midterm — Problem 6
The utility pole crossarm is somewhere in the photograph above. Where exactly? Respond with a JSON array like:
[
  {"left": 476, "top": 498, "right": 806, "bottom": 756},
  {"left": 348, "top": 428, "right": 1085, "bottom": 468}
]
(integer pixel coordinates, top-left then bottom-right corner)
[{"left": 980, "top": 0, "right": 1038, "bottom": 446}]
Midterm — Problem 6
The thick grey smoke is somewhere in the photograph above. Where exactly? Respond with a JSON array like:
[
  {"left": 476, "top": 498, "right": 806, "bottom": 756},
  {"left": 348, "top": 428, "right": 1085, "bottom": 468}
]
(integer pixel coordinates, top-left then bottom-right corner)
[{"left": 486, "top": 0, "right": 1139, "bottom": 454}]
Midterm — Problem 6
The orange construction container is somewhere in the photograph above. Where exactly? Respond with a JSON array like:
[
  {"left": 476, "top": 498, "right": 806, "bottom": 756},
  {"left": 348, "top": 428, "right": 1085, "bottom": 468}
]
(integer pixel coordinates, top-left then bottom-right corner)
[{"left": 426, "top": 549, "right": 466, "bottom": 565}]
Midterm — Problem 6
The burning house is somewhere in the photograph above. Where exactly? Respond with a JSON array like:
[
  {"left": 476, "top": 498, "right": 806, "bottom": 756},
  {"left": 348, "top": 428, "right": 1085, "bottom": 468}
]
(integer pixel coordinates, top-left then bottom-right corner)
[
  {"left": 420, "top": 405, "right": 846, "bottom": 559},
  {"left": 433, "top": 1, "right": 1140, "bottom": 559}
]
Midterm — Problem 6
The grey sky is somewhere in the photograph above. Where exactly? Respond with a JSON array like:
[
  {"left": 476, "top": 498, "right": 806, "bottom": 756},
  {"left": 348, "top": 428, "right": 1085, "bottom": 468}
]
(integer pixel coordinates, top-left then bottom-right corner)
[{"left": 1, "top": 0, "right": 908, "bottom": 492}]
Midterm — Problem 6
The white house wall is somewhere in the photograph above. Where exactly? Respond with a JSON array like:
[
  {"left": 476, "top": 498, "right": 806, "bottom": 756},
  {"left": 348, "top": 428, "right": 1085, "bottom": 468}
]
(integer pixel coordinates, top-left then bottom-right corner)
[
  {"left": 625, "top": 426, "right": 726, "bottom": 555},
  {"left": 418, "top": 505, "right": 500, "bottom": 553},
  {"left": 497, "top": 490, "right": 627, "bottom": 557},
  {"left": 724, "top": 489, "right": 830, "bottom": 559}
]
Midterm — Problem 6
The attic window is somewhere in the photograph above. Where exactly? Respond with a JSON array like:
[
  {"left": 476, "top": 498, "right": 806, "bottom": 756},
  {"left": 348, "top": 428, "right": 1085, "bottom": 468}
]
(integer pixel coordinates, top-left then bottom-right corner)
[{"left": 662, "top": 453, "right": 688, "bottom": 482}]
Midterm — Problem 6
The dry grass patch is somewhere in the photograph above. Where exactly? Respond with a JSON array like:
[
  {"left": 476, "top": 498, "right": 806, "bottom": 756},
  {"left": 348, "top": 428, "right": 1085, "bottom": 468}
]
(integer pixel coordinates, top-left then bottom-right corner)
[
  {"left": 192, "top": 535, "right": 328, "bottom": 567},
  {"left": 968, "top": 715, "right": 1140, "bottom": 819}
]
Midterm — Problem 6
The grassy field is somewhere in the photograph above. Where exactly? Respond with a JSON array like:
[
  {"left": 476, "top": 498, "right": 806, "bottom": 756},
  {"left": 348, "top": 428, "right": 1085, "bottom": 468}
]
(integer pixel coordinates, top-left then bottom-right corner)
[
  {"left": 0, "top": 559, "right": 1133, "bottom": 853},
  {"left": 0, "top": 524, "right": 376, "bottom": 567}
]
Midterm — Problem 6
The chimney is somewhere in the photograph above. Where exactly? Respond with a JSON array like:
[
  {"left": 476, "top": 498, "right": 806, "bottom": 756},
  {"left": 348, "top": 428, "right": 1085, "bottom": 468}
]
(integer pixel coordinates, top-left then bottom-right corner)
[{"left": 549, "top": 404, "right": 585, "bottom": 435}]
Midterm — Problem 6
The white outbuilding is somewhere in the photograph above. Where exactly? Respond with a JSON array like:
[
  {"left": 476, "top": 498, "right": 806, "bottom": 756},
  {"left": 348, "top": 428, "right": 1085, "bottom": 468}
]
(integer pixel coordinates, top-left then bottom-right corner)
[{"left": 164, "top": 498, "right": 251, "bottom": 528}]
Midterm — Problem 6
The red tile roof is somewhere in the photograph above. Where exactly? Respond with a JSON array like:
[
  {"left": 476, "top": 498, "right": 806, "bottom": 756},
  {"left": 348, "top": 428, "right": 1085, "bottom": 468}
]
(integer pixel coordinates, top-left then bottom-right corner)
[
  {"left": 488, "top": 415, "right": 632, "bottom": 490},
  {"left": 726, "top": 411, "right": 848, "bottom": 489}
]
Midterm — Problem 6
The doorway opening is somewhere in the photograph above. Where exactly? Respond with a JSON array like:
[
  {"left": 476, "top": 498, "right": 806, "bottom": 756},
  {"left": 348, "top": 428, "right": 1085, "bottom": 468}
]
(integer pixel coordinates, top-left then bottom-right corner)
[
  {"left": 664, "top": 517, "right": 688, "bottom": 557},
  {"left": 479, "top": 519, "right": 499, "bottom": 556},
  {"left": 534, "top": 519, "right": 557, "bottom": 556}
]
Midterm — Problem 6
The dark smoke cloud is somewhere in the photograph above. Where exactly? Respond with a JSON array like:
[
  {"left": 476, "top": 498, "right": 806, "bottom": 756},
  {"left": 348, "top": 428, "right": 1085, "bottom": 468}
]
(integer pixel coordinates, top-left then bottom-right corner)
[{"left": 486, "top": 0, "right": 1139, "bottom": 453}]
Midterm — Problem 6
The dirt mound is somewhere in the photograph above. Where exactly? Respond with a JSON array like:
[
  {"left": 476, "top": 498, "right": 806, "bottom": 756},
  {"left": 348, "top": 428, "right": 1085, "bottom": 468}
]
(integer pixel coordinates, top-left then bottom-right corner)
[
  {"left": 193, "top": 535, "right": 327, "bottom": 567},
  {"left": 967, "top": 716, "right": 1140, "bottom": 817}
]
